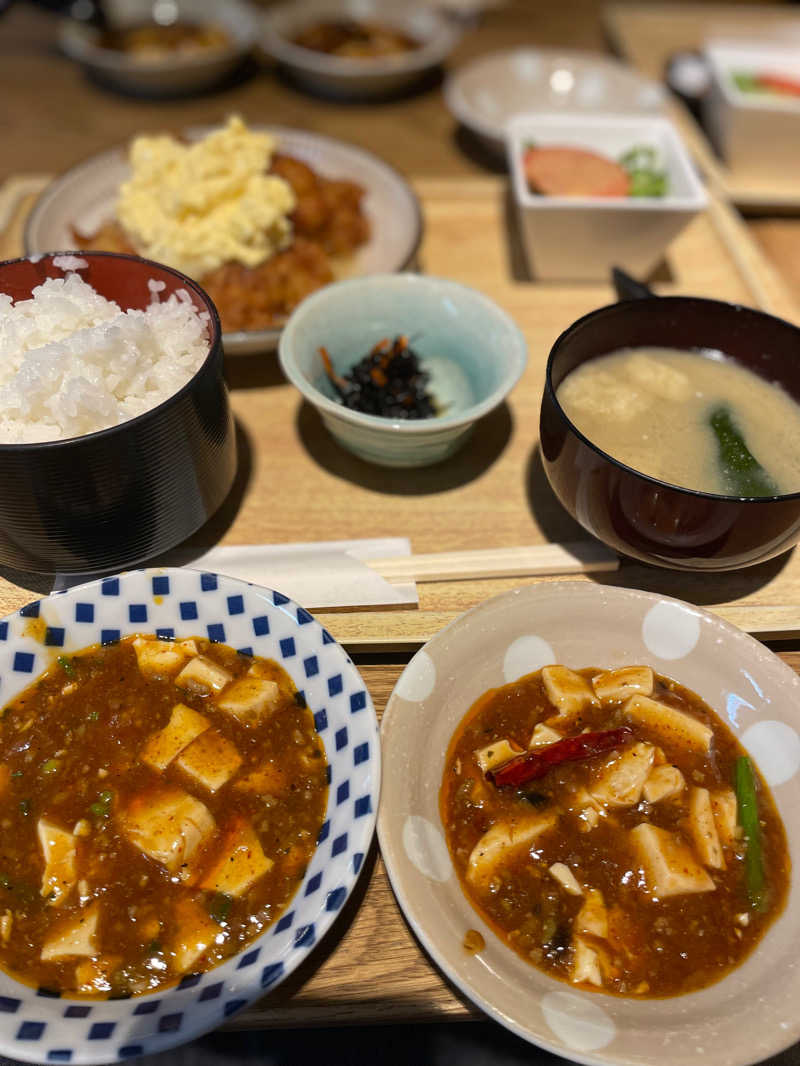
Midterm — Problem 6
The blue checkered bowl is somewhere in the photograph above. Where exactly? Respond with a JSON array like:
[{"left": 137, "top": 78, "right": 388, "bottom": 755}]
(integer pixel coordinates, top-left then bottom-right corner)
[{"left": 0, "top": 568, "right": 380, "bottom": 1064}]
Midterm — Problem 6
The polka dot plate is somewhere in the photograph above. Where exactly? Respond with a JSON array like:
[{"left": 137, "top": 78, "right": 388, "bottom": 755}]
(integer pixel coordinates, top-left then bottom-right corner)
[
  {"left": 0, "top": 568, "right": 380, "bottom": 1064},
  {"left": 378, "top": 581, "right": 800, "bottom": 1066}
]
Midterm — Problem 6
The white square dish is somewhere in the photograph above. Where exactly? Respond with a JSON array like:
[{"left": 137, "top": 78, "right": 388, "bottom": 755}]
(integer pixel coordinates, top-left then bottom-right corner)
[
  {"left": 506, "top": 113, "right": 707, "bottom": 282},
  {"left": 703, "top": 39, "right": 800, "bottom": 181}
]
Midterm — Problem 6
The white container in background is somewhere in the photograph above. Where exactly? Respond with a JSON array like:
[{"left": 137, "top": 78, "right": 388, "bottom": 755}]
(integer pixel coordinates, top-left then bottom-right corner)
[
  {"left": 506, "top": 113, "right": 707, "bottom": 282},
  {"left": 703, "top": 39, "right": 800, "bottom": 181}
]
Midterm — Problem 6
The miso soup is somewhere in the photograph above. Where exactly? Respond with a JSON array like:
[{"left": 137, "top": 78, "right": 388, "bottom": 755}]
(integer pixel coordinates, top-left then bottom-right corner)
[{"left": 556, "top": 347, "right": 800, "bottom": 496}]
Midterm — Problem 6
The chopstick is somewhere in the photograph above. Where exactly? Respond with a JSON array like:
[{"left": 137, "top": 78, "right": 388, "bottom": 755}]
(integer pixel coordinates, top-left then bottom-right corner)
[{"left": 365, "top": 542, "right": 619, "bottom": 584}]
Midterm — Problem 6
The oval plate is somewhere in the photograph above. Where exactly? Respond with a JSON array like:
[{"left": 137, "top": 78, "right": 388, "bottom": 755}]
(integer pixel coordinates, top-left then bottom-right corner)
[
  {"left": 378, "top": 581, "right": 800, "bottom": 1066},
  {"left": 444, "top": 48, "right": 666, "bottom": 157},
  {"left": 0, "top": 568, "right": 380, "bottom": 1064},
  {"left": 24, "top": 126, "right": 422, "bottom": 356}
]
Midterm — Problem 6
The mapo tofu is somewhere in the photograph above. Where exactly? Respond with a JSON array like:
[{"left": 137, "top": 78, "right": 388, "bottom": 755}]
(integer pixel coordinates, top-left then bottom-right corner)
[
  {"left": 440, "top": 665, "right": 789, "bottom": 997},
  {"left": 0, "top": 635, "right": 327, "bottom": 996}
]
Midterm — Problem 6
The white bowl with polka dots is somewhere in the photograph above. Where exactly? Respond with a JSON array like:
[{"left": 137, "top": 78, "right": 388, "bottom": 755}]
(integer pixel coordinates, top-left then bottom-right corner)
[{"left": 378, "top": 581, "right": 800, "bottom": 1066}]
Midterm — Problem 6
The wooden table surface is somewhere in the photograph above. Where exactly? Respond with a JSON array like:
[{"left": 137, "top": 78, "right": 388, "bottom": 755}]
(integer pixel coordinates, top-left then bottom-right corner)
[{"left": 3, "top": 0, "right": 800, "bottom": 1036}]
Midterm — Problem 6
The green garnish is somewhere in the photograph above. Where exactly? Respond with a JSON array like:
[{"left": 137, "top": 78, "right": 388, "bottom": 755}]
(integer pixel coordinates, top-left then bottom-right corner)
[
  {"left": 209, "top": 892, "right": 232, "bottom": 924},
  {"left": 88, "top": 711, "right": 99, "bottom": 721},
  {"left": 57, "top": 655, "right": 76, "bottom": 678},
  {"left": 146, "top": 939, "right": 162, "bottom": 955},
  {"left": 732, "top": 72, "right": 761, "bottom": 94},
  {"left": 89, "top": 790, "right": 113, "bottom": 818},
  {"left": 735, "top": 755, "right": 767, "bottom": 912},
  {"left": 18, "top": 799, "right": 30, "bottom": 816},
  {"left": 709, "top": 406, "right": 779, "bottom": 497},
  {"left": 0, "top": 874, "right": 11, "bottom": 890},
  {"left": 11, "top": 771, "right": 23, "bottom": 779},
  {"left": 41, "top": 759, "right": 59, "bottom": 775},
  {"left": 628, "top": 169, "right": 668, "bottom": 197},
  {"left": 619, "top": 145, "right": 668, "bottom": 198}
]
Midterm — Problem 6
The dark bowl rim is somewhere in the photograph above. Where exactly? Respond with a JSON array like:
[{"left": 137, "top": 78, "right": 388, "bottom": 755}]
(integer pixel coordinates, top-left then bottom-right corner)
[
  {"left": 0, "top": 250, "right": 223, "bottom": 454},
  {"left": 544, "top": 293, "right": 800, "bottom": 505}
]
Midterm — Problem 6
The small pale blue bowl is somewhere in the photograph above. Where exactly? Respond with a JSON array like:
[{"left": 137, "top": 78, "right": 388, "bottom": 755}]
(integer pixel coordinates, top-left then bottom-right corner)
[{"left": 278, "top": 274, "right": 528, "bottom": 467}]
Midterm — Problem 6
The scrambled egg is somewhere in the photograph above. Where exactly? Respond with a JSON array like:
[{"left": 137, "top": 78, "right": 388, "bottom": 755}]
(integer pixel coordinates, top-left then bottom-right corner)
[{"left": 116, "top": 115, "right": 296, "bottom": 279}]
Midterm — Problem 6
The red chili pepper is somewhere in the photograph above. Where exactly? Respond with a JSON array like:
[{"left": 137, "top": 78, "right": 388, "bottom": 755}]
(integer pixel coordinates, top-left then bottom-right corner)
[{"left": 489, "top": 725, "right": 634, "bottom": 788}]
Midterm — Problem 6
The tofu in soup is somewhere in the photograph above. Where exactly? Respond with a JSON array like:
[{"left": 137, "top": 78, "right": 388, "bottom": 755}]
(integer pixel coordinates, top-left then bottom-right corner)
[
  {"left": 440, "top": 665, "right": 789, "bottom": 997},
  {"left": 0, "top": 635, "right": 327, "bottom": 997},
  {"left": 556, "top": 347, "right": 800, "bottom": 496}
]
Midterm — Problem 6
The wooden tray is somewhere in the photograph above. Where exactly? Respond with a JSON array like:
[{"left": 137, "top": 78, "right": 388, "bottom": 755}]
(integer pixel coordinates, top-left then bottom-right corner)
[
  {"left": 604, "top": 2, "right": 800, "bottom": 210},
  {"left": 2, "top": 174, "right": 800, "bottom": 1028},
  {"left": 2, "top": 174, "right": 798, "bottom": 645}
]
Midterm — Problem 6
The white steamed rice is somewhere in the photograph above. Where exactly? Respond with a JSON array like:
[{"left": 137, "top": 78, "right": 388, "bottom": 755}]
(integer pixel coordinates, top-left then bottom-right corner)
[{"left": 0, "top": 269, "right": 210, "bottom": 444}]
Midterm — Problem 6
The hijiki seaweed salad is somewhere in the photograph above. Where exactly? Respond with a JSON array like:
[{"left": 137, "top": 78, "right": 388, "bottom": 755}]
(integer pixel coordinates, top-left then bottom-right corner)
[{"left": 320, "top": 335, "right": 438, "bottom": 419}]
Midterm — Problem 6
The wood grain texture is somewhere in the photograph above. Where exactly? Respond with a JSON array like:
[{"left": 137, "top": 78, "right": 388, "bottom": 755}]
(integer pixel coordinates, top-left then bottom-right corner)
[
  {"left": 1, "top": 177, "right": 799, "bottom": 644},
  {"left": 751, "top": 219, "right": 800, "bottom": 306}
]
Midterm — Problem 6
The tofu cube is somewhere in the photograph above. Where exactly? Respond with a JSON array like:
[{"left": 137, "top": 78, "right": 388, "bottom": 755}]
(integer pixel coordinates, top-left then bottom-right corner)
[
  {"left": 631, "top": 823, "right": 715, "bottom": 897},
  {"left": 41, "top": 904, "right": 99, "bottom": 961},
  {"left": 234, "top": 762, "right": 288, "bottom": 796},
  {"left": 529, "top": 723, "right": 562, "bottom": 748},
  {"left": 591, "top": 743, "right": 655, "bottom": 808},
  {"left": 542, "top": 665, "right": 599, "bottom": 721},
  {"left": 75, "top": 954, "right": 122, "bottom": 995},
  {"left": 627, "top": 353, "right": 690, "bottom": 401},
  {"left": 37, "top": 818, "right": 77, "bottom": 906},
  {"left": 623, "top": 695, "right": 712, "bottom": 753},
  {"left": 200, "top": 817, "right": 273, "bottom": 898},
  {"left": 120, "top": 787, "right": 216, "bottom": 880},
  {"left": 592, "top": 666, "right": 654, "bottom": 703},
  {"left": 549, "top": 862, "right": 583, "bottom": 896},
  {"left": 710, "top": 788, "right": 739, "bottom": 848},
  {"left": 141, "top": 703, "right": 210, "bottom": 772},
  {"left": 687, "top": 787, "right": 725, "bottom": 869},
  {"left": 466, "top": 814, "right": 557, "bottom": 886},
  {"left": 171, "top": 897, "right": 223, "bottom": 973},
  {"left": 217, "top": 677, "right": 282, "bottom": 725},
  {"left": 133, "top": 637, "right": 192, "bottom": 679},
  {"left": 578, "top": 805, "right": 601, "bottom": 831},
  {"left": 571, "top": 936, "right": 603, "bottom": 987},
  {"left": 575, "top": 888, "right": 608, "bottom": 939},
  {"left": 474, "top": 739, "right": 523, "bottom": 775},
  {"left": 176, "top": 730, "right": 242, "bottom": 793},
  {"left": 175, "top": 656, "right": 233, "bottom": 695},
  {"left": 643, "top": 765, "right": 685, "bottom": 804}
]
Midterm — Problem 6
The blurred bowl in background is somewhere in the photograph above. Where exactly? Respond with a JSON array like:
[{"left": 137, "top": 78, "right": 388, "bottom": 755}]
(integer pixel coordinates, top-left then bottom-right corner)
[
  {"left": 0, "top": 252, "right": 236, "bottom": 575},
  {"left": 278, "top": 273, "right": 527, "bottom": 467},
  {"left": 59, "top": 0, "right": 259, "bottom": 97},
  {"left": 540, "top": 295, "right": 800, "bottom": 571},
  {"left": 261, "top": 0, "right": 460, "bottom": 100},
  {"left": 703, "top": 38, "right": 800, "bottom": 181}
]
